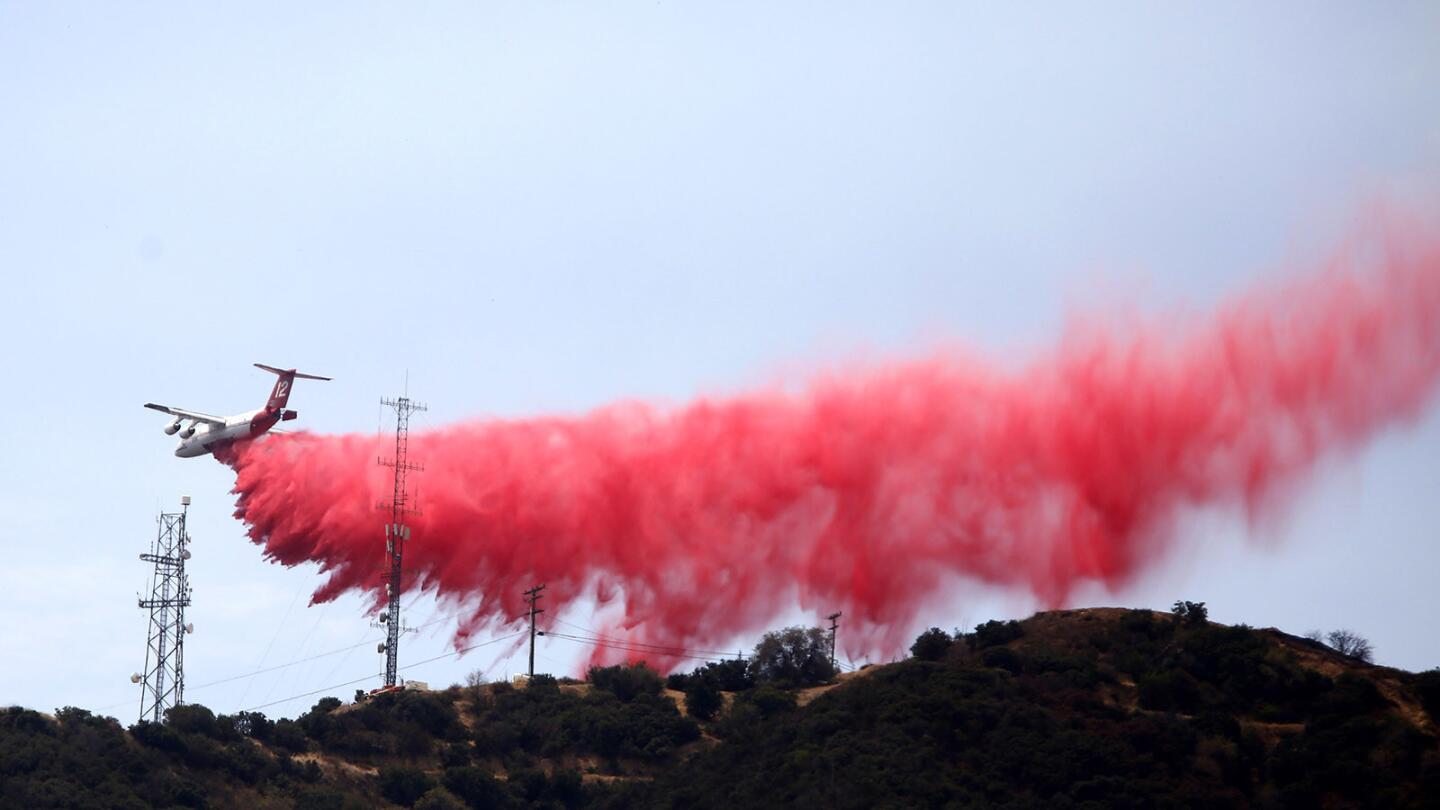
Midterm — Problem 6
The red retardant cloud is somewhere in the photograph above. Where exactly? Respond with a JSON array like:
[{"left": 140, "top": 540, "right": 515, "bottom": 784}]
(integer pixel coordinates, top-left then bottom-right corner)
[{"left": 226, "top": 221, "right": 1440, "bottom": 668}]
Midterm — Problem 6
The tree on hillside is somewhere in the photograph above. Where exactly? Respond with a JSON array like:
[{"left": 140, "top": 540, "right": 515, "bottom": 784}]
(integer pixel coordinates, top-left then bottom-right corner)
[
  {"left": 684, "top": 678, "right": 723, "bottom": 721},
  {"left": 441, "top": 768, "right": 508, "bottom": 809},
  {"left": 1325, "top": 630, "right": 1374, "bottom": 662},
  {"left": 1416, "top": 669, "right": 1440, "bottom": 723},
  {"left": 966, "top": 619, "right": 1024, "bottom": 650},
  {"left": 1171, "top": 600, "right": 1208, "bottom": 625},
  {"left": 910, "top": 627, "right": 954, "bottom": 661},
  {"left": 700, "top": 658, "right": 755, "bottom": 692},
  {"left": 749, "top": 626, "right": 836, "bottom": 687},
  {"left": 588, "top": 662, "right": 664, "bottom": 702},
  {"left": 379, "top": 766, "right": 435, "bottom": 807},
  {"left": 413, "top": 787, "right": 466, "bottom": 810}
]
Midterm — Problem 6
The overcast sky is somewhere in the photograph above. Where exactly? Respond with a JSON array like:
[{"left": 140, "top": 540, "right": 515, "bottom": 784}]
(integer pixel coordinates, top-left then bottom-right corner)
[{"left": 2, "top": 2, "right": 1438, "bottom": 720}]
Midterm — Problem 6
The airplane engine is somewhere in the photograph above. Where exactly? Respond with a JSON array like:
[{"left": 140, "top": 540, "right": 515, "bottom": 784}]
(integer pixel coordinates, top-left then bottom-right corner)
[
  {"left": 164, "top": 419, "right": 182, "bottom": 435},
  {"left": 180, "top": 422, "right": 197, "bottom": 439}
]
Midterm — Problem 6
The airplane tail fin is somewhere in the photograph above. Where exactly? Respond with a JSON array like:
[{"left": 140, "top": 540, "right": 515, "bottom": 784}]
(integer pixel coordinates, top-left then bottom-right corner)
[{"left": 255, "top": 363, "right": 332, "bottom": 411}]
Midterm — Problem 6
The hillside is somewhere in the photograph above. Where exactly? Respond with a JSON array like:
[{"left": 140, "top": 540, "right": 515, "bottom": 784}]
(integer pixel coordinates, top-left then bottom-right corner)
[{"left": 4, "top": 607, "right": 1439, "bottom": 809}]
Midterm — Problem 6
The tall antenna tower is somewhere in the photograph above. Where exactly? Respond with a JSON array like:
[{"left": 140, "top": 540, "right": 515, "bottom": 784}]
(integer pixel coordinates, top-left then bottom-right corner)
[
  {"left": 377, "top": 394, "right": 425, "bottom": 687},
  {"left": 135, "top": 496, "right": 193, "bottom": 723}
]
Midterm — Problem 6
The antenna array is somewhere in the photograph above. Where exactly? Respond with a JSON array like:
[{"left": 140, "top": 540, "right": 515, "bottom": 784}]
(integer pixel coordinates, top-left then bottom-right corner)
[
  {"left": 377, "top": 395, "right": 425, "bottom": 687},
  {"left": 136, "top": 496, "right": 193, "bottom": 723}
]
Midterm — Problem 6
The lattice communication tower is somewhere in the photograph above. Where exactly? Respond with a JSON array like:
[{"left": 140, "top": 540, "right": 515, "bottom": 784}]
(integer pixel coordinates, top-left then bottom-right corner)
[
  {"left": 378, "top": 395, "right": 425, "bottom": 687},
  {"left": 136, "top": 496, "right": 193, "bottom": 723}
]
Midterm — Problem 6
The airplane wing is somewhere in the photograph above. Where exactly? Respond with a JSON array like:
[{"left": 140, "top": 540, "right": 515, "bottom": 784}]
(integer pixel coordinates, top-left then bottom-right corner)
[{"left": 144, "top": 403, "right": 228, "bottom": 426}]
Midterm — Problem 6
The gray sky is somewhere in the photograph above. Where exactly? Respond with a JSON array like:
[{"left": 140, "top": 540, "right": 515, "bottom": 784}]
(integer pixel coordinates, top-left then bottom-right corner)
[{"left": 2, "top": 2, "right": 1438, "bottom": 719}]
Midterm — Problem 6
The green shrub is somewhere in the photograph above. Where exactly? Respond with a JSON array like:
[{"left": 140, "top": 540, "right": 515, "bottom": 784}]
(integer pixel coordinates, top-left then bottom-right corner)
[
  {"left": 165, "top": 704, "right": 229, "bottom": 740},
  {"left": 293, "top": 786, "right": 367, "bottom": 810},
  {"left": 749, "top": 626, "right": 836, "bottom": 687},
  {"left": 550, "top": 769, "right": 584, "bottom": 807},
  {"left": 981, "top": 646, "right": 1023, "bottom": 674},
  {"left": 1120, "top": 609, "right": 1164, "bottom": 636},
  {"left": 684, "top": 678, "right": 723, "bottom": 721},
  {"left": 703, "top": 658, "right": 755, "bottom": 692},
  {"left": 413, "top": 786, "right": 466, "bottom": 810},
  {"left": 510, "top": 768, "right": 549, "bottom": 802},
  {"left": 439, "top": 741, "right": 471, "bottom": 768},
  {"left": 911, "top": 627, "right": 954, "bottom": 661},
  {"left": 442, "top": 766, "right": 507, "bottom": 809},
  {"left": 129, "top": 720, "right": 185, "bottom": 754},
  {"left": 588, "top": 662, "right": 664, "bottom": 703},
  {"left": 967, "top": 619, "right": 1023, "bottom": 650},
  {"left": 742, "top": 686, "right": 797, "bottom": 718},
  {"left": 1171, "top": 600, "right": 1208, "bottom": 626},
  {"left": 378, "top": 765, "right": 436, "bottom": 806},
  {"left": 219, "top": 740, "right": 275, "bottom": 784},
  {"left": 227, "top": 711, "right": 272, "bottom": 741},
  {"left": 269, "top": 719, "right": 309, "bottom": 753},
  {"left": 1138, "top": 670, "right": 1202, "bottom": 713},
  {"left": 1316, "top": 673, "right": 1391, "bottom": 720},
  {"left": 1415, "top": 669, "right": 1440, "bottom": 722},
  {"left": 466, "top": 679, "right": 697, "bottom": 763},
  {"left": 397, "top": 692, "right": 465, "bottom": 740}
]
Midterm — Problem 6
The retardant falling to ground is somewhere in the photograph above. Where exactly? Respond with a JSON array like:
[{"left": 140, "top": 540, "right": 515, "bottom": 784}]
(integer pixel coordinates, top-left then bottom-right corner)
[{"left": 226, "top": 219, "right": 1440, "bottom": 668}]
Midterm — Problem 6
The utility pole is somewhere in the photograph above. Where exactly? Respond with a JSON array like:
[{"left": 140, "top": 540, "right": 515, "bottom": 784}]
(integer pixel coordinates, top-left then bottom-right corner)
[
  {"left": 135, "top": 496, "right": 194, "bottom": 723},
  {"left": 827, "top": 612, "right": 842, "bottom": 671},
  {"left": 377, "top": 394, "right": 425, "bottom": 688},
  {"left": 524, "top": 584, "right": 546, "bottom": 678}
]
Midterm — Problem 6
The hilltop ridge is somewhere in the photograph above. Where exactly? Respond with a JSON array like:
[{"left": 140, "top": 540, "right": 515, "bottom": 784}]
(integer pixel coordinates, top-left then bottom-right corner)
[{"left": 4, "top": 606, "right": 1439, "bottom": 808}]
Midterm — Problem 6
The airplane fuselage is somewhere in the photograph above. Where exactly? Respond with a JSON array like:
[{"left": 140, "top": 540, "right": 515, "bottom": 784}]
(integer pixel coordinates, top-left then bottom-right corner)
[
  {"left": 173, "top": 408, "right": 286, "bottom": 457},
  {"left": 149, "top": 364, "right": 325, "bottom": 459}
]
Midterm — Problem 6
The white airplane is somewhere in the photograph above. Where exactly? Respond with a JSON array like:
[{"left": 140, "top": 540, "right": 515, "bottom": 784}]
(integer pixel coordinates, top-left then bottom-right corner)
[{"left": 146, "top": 364, "right": 331, "bottom": 458}]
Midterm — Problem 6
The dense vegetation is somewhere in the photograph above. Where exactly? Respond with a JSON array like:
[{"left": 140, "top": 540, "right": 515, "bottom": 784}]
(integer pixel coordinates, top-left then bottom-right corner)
[
  {"left": 468, "top": 667, "right": 700, "bottom": 763},
  {"left": 3, "top": 607, "right": 1437, "bottom": 808},
  {"left": 0, "top": 705, "right": 318, "bottom": 809},
  {"left": 625, "top": 608, "right": 1440, "bottom": 808}
]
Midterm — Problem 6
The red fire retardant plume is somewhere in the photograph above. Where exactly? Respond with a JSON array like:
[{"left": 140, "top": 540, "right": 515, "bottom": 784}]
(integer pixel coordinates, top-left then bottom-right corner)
[{"left": 226, "top": 223, "right": 1440, "bottom": 667}]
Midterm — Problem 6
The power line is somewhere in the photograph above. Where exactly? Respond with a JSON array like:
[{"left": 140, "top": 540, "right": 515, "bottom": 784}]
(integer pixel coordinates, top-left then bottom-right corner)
[
  {"left": 316, "top": 633, "right": 368, "bottom": 692},
  {"left": 241, "top": 674, "right": 380, "bottom": 713},
  {"left": 544, "top": 631, "right": 732, "bottom": 663},
  {"left": 235, "top": 582, "right": 306, "bottom": 710},
  {"left": 238, "top": 630, "right": 526, "bottom": 714},
  {"left": 400, "top": 630, "right": 528, "bottom": 673},
  {"left": 189, "top": 612, "right": 462, "bottom": 693},
  {"left": 550, "top": 618, "right": 743, "bottom": 658},
  {"left": 283, "top": 599, "right": 334, "bottom": 701},
  {"left": 92, "top": 612, "right": 466, "bottom": 713},
  {"left": 257, "top": 599, "right": 334, "bottom": 708},
  {"left": 189, "top": 639, "right": 377, "bottom": 691},
  {"left": 549, "top": 618, "right": 859, "bottom": 673},
  {"left": 89, "top": 614, "right": 859, "bottom": 716}
]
